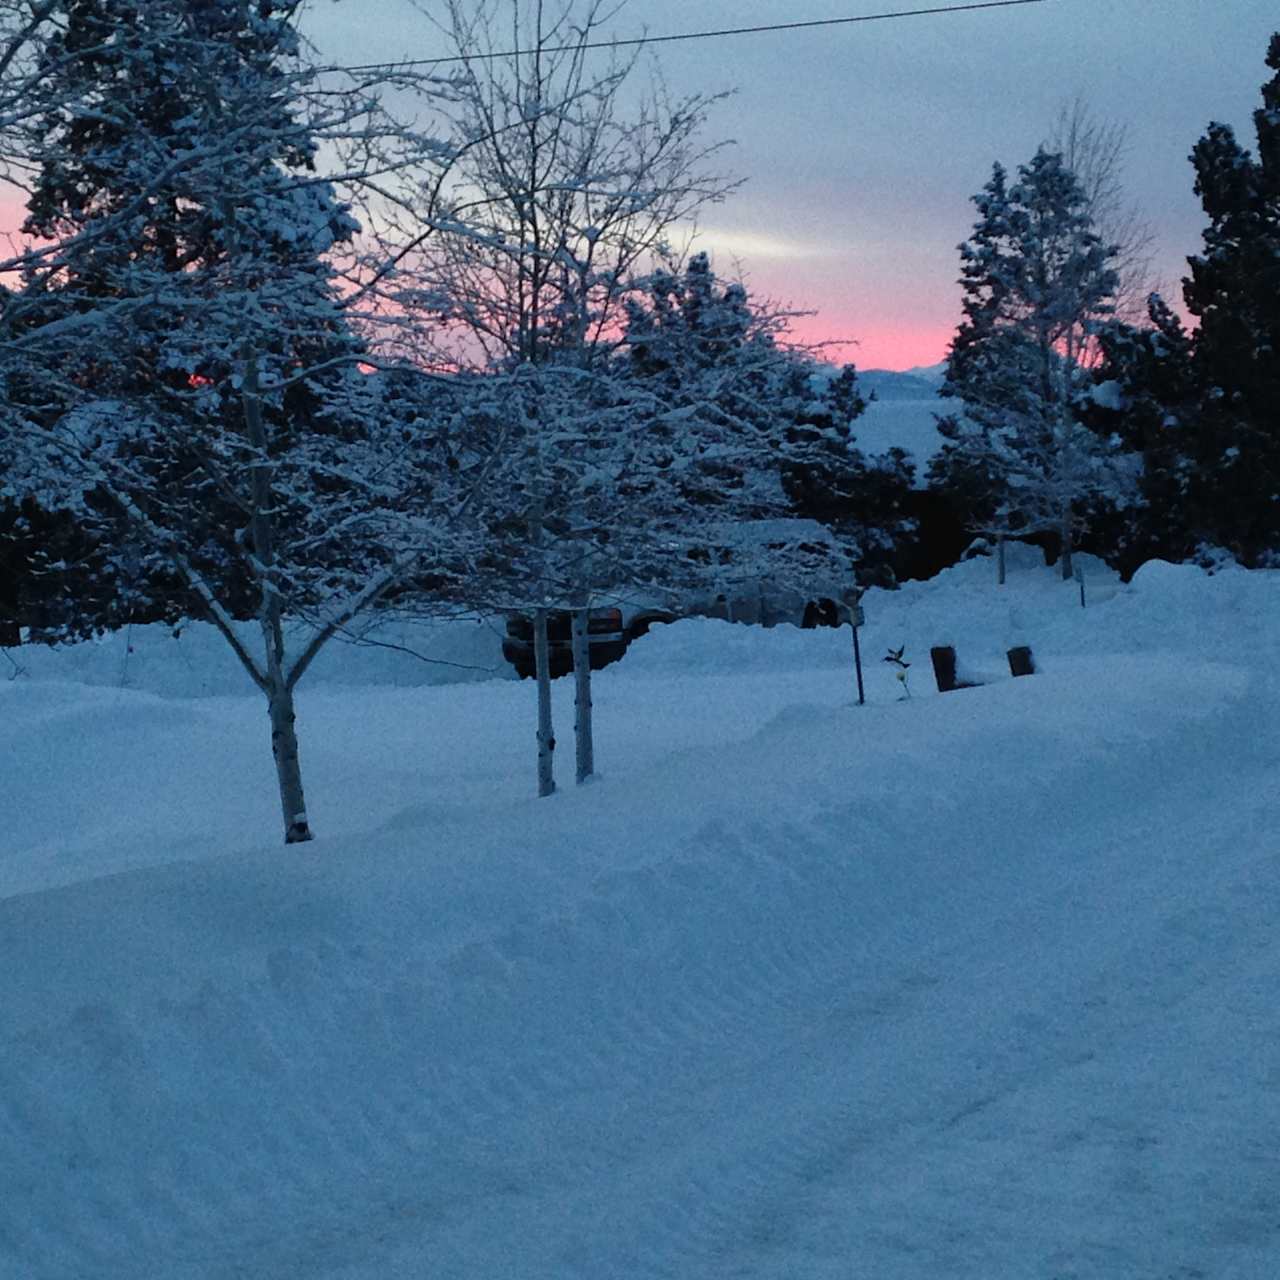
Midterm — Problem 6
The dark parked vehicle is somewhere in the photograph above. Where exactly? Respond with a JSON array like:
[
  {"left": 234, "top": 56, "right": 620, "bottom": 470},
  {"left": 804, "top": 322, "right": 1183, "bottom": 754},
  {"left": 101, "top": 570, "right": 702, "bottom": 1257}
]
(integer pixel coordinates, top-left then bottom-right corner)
[{"left": 502, "top": 603, "right": 677, "bottom": 679}]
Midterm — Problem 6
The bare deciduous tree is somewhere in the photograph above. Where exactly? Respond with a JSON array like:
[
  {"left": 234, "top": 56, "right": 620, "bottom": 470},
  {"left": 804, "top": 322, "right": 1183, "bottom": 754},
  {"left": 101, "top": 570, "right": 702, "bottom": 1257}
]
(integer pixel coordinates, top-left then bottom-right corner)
[
  {"left": 1047, "top": 99, "right": 1159, "bottom": 330},
  {"left": 0, "top": 0, "right": 475, "bottom": 843},
  {"left": 393, "top": 0, "right": 737, "bottom": 795}
]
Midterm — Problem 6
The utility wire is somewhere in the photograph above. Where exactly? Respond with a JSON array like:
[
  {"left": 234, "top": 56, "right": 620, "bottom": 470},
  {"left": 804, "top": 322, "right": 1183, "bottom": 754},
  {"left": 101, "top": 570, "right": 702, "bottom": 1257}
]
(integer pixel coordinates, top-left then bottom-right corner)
[{"left": 332, "top": 0, "right": 1050, "bottom": 74}]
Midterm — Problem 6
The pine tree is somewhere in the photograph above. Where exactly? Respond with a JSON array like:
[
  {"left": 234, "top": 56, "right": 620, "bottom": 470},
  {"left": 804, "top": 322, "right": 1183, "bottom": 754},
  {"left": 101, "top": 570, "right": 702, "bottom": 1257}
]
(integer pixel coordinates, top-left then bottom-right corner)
[
  {"left": 1084, "top": 296, "right": 1199, "bottom": 572},
  {"left": 7, "top": 0, "right": 367, "bottom": 602},
  {"left": 1086, "top": 32, "right": 1280, "bottom": 569},
  {"left": 930, "top": 150, "right": 1122, "bottom": 579},
  {"left": 618, "top": 253, "right": 905, "bottom": 597},
  {"left": 1179, "top": 31, "right": 1280, "bottom": 564},
  {"left": 775, "top": 364, "right": 914, "bottom": 589},
  {"left": 619, "top": 252, "right": 781, "bottom": 520}
]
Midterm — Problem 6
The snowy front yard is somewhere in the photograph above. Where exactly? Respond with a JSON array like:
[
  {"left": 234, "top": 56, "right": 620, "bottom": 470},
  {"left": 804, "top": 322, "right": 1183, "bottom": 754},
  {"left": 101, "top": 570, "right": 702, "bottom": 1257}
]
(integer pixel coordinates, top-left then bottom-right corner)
[{"left": 3, "top": 556, "right": 1278, "bottom": 1278}]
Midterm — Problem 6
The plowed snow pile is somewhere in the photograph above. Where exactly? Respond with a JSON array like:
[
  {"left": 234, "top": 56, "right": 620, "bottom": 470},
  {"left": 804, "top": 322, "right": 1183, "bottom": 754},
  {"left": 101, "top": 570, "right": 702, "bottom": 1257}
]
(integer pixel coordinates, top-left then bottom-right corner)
[{"left": 2, "top": 554, "right": 1278, "bottom": 1279}]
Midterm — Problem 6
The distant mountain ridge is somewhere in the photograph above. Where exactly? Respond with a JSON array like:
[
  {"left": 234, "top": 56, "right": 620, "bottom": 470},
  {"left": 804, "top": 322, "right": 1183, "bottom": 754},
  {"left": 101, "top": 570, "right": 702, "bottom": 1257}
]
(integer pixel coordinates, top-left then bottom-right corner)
[
  {"left": 812, "top": 362, "right": 945, "bottom": 402},
  {"left": 857, "top": 366, "right": 945, "bottom": 402},
  {"left": 902, "top": 361, "right": 947, "bottom": 384}
]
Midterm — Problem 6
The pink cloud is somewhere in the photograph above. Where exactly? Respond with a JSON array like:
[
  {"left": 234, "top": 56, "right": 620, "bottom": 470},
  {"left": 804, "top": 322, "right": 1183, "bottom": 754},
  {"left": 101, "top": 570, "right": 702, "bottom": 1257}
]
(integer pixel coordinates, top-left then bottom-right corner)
[{"left": 782, "top": 310, "right": 953, "bottom": 373}]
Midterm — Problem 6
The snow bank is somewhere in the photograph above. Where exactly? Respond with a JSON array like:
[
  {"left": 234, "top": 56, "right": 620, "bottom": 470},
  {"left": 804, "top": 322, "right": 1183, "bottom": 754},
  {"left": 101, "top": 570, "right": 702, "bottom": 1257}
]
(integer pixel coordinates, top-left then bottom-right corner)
[
  {"left": 6, "top": 613, "right": 513, "bottom": 697},
  {"left": 12, "top": 553, "right": 1272, "bottom": 701},
  {"left": 625, "top": 552, "right": 1275, "bottom": 689}
]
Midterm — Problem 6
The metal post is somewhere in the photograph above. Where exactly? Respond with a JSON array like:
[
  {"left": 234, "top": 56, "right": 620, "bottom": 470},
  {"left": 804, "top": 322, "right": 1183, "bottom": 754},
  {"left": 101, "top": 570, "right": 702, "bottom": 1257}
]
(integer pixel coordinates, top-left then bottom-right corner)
[
  {"left": 534, "top": 606, "right": 556, "bottom": 798},
  {"left": 571, "top": 606, "right": 593, "bottom": 784},
  {"left": 852, "top": 620, "right": 865, "bottom": 706},
  {"left": 844, "top": 589, "right": 866, "bottom": 707}
]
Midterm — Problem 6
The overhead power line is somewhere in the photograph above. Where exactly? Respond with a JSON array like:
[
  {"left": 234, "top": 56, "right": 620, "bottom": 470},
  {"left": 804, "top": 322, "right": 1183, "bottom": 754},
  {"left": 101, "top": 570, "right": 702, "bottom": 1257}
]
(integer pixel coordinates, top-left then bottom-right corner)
[{"left": 333, "top": 0, "right": 1051, "bottom": 74}]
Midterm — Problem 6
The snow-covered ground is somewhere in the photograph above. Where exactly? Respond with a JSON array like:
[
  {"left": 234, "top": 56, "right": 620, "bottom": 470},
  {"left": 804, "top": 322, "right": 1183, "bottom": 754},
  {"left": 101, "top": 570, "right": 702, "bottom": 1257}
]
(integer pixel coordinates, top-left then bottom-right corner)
[
  {"left": 854, "top": 394, "right": 947, "bottom": 469},
  {"left": 3, "top": 552, "right": 1278, "bottom": 1278},
  {"left": 835, "top": 365, "right": 947, "bottom": 473}
]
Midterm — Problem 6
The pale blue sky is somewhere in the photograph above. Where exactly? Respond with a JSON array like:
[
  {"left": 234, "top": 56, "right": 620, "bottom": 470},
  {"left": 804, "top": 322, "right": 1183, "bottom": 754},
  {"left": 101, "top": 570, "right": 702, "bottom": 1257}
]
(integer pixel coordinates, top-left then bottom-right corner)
[{"left": 301, "top": 0, "right": 1279, "bottom": 368}]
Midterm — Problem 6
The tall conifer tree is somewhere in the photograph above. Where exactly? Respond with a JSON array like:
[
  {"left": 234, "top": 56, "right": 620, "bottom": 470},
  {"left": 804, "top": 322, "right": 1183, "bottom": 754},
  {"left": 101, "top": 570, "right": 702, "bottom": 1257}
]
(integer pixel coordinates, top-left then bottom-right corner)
[
  {"left": 1181, "top": 31, "right": 1280, "bottom": 564},
  {"left": 930, "top": 149, "right": 1121, "bottom": 579},
  {"left": 1087, "top": 32, "right": 1280, "bottom": 568}
]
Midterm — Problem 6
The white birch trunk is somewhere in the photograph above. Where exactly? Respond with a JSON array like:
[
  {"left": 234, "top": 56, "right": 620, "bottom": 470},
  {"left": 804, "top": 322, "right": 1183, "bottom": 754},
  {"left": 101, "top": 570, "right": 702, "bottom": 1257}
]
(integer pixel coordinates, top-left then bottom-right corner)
[
  {"left": 533, "top": 607, "right": 556, "bottom": 797},
  {"left": 267, "top": 678, "right": 311, "bottom": 843},
  {"left": 242, "top": 340, "right": 314, "bottom": 844},
  {"left": 571, "top": 607, "right": 594, "bottom": 784}
]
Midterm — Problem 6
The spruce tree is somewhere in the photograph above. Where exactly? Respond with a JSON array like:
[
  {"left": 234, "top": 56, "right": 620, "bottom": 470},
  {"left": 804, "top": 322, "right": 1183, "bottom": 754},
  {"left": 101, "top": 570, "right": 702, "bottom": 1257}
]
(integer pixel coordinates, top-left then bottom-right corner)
[
  {"left": 13, "top": 0, "right": 365, "bottom": 612},
  {"left": 930, "top": 150, "right": 1122, "bottom": 579},
  {"left": 774, "top": 364, "right": 914, "bottom": 589},
  {"left": 1085, "top": 295, "right": 1200, "bottom": 572},
  {"left": 1087, "top": 32, "right": 1280, "bottom": 569},
  {"left": 1180, "top": 31, "right": 1280, "bottom": 564},
  {"left": 619, "top": 253, "right": 911, "bottom": 592}
]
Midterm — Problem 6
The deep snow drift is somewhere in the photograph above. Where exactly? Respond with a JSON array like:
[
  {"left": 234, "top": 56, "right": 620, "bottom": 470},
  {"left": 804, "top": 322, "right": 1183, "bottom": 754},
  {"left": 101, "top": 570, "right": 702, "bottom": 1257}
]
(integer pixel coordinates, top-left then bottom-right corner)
[{"left": 2, "top": 553, "right": 1278, "bottom": 1278}]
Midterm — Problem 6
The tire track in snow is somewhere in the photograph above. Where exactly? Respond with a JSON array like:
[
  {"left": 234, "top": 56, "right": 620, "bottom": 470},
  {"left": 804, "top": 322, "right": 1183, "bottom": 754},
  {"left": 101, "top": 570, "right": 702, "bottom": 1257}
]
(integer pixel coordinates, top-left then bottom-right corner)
[
  {"left": 395, "top": 698, "right": 1274, "bottom": 1280},
  {"left": 3, "top": 669, "right": 1272, "bottom": 1278},
  {"left": 599, "top": 782, "right": 1280, "bottom": 1279},
  {"left": 4, "top": 798, "right": 877, "bottom": 1278}
]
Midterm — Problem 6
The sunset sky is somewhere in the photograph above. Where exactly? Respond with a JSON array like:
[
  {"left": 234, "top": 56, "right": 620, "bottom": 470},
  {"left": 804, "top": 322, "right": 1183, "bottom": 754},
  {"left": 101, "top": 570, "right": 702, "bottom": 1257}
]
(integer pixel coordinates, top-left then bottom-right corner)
[
  {"left": 3, "top": 3, "right": 1271, "bottom": 372},
  {"left": 300, "top": 0, "right": 1278, "bottom": 370}
]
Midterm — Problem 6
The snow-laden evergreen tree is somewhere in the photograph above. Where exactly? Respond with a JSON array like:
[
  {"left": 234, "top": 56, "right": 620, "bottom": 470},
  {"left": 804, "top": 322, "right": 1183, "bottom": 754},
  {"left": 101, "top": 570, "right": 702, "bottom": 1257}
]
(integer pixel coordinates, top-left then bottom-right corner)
[
  {"left": 774, "top": 363, "right": 914, "bottom": 589},
  {"left": 1180, "top": 31, "right": 1280, "bottom": 564},
  {"left": 0, "top": 1, "right": 464, "bottom": 842},
  {"left": 1085, "top": 32, "right": 1280, "bottom": 569},
  {"left": 1083, "top": 296, "right": 1200, "bottom": 572},
  {"left": 0, "top": 4, "right": 142, "bottom": 641},
  {"left": 619, "top": 253, "right": 912, "bottom": 594},
  {"left": 929, "top": 150, "right": 1123, "bottom": 580},
  {"left": 11, "top": 0, "right": 372, "bottom": 618}
]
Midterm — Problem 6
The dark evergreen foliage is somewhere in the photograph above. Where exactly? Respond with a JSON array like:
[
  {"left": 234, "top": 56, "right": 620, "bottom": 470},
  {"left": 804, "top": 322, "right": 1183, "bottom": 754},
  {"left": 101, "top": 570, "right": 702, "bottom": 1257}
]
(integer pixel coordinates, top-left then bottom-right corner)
[
  {"left": 621, "top": 253, "right": 915, "bottom": 586},
  {"left": 5, "top": 0, "right": 367, "bottom": 637},
  {"left": 1083, "top": 297, "right": 1199, "bottom": 572},
  {"left": 928, "top": 149, "right": 1121, "bottom": 580},
  {"left": 1087, "top": 33, "right": 1280, "bottom": 569},
  {"left": 1180, "top": 32, "right": 1280, "bottom": 564}
]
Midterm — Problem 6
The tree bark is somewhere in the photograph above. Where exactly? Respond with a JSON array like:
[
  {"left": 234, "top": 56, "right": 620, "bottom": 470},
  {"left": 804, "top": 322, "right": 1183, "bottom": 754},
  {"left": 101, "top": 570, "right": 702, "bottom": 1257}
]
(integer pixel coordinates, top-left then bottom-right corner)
[
  {"left": 997, "top": 533, "right": 1007, "bottom": 586},
  {"left": 240, "top": 341, "right": 314, "bottom": 844},
  {"left": 534, "top": 607, "right": 556, "bottom": 797},
  {"left": 268, "top": 679, "right": 312, "bottom": 843},
  {"left": 1060, "top": 513, "right": 1074, "bottom": 581},
  {"left": 571, "top": 606, "right": 594, "bottom": 784}
]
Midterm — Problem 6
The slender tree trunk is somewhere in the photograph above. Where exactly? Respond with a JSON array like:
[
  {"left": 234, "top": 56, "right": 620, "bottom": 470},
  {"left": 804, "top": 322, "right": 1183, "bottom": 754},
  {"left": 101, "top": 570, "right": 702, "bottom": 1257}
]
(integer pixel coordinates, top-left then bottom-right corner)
[
  {"left": 997, "top": 533, "right": 1007, "bottom": 586},
  {"left": 571, "top": 606, "right": 594, "bottom": 784},
  {"left": 1059, "top": 512, "right": 1074, "bottom": 581},
  {"left": 241, "top": 341, "right": 315, "bottom": 844},
  {"left": 534, "top": 606, "right": 556, "bottom": 797},
  {"left": 268, "top": 678, "right": 312, "bottom": 843}
]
